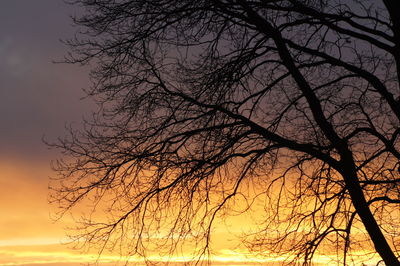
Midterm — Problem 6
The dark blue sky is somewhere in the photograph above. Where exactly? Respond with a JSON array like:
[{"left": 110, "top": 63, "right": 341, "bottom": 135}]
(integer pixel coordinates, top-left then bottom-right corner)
[{"left": 0, "top": 0, "right": 92, "bottom": 158}]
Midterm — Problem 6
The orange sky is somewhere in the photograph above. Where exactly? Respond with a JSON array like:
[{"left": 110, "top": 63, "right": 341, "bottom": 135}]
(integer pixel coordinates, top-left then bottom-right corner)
[
  {"left": 0, "top": 156, "right": 329, "bottom": 265},
  {"left": 0, "top": 155, "right": 383, "bottom": 265},
  {"left": 0, "top": 155, "right": 290, "bottom": 265},
  {"left": 0, "top": 157, "right": 264, "bottom": 264}
]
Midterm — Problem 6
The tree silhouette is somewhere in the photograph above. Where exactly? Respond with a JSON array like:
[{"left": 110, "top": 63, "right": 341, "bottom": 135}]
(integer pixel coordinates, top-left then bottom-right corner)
[{"left": 52, "top": 0, "right": 400, "bottom": 264}]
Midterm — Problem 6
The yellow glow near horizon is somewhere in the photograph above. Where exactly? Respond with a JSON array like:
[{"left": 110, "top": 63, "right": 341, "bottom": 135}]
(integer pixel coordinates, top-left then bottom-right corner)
[{"left": 0, "top": 239, "right": 383, "bottom": 266}]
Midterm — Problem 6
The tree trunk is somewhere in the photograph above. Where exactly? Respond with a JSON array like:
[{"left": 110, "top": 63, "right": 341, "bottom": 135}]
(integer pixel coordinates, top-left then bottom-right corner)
[{"left": 340, "top": 152, "right": 400, "bottom": 265}]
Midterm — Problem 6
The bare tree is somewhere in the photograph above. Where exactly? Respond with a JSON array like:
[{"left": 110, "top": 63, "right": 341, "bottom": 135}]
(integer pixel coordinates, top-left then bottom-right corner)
[{"left": 51, "top": 0, "right": 400, "bottom": 264}]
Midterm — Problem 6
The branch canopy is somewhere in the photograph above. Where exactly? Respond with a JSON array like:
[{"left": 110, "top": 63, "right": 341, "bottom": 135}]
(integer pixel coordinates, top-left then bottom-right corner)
[{"left": 52, "top": 0, "right": 400, "bottom": 264}]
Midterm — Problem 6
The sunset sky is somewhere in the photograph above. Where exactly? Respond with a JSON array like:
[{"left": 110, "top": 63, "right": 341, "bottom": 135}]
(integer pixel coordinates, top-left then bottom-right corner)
[
  {"left": 0, "top": 1, "right": 261, "bottom": 265},
  {"left": 0, "top": 1, "right": 95, "bottom": 264},
  {"left": 0, "top": 2, "right": 303, "bottom": 265},
  {"left": 0, "top": 1, "right": 390, "bottom": 265}
]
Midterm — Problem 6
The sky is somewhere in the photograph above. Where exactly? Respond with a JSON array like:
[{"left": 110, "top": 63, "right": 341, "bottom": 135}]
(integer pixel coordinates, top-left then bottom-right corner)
[
  {"left": 0, "top": 1, "right": 386, "bottom": 265},
  {"left": 0, "top": 0, "right": 95, "bottom": 265},
  {"left": 0, "top": 1, "right": 267, "bottom": 265}
]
